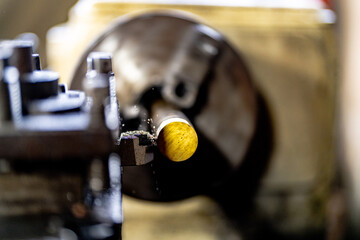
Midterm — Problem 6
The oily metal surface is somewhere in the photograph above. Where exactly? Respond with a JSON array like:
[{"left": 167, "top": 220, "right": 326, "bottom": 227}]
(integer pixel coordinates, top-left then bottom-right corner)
[{"left": 71, "top": 12, "right": 257, "bottom": 201}]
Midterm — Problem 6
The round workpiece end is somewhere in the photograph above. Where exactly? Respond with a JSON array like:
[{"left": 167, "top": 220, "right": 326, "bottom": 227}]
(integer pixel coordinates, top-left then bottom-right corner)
[{"left": 157, "top": 120, "right": 198, "bottom": 162}]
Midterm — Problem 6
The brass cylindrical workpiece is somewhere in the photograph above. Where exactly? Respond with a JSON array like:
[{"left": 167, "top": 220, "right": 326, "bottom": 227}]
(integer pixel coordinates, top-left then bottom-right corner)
[{"left": 152, "top": 101, "right": 198, "bottom": 162}]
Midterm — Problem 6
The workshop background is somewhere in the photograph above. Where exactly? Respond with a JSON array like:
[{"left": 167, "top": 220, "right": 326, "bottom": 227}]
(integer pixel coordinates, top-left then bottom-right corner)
[{"left": 2, "top": 0, "right": 360, "bottom": 240}]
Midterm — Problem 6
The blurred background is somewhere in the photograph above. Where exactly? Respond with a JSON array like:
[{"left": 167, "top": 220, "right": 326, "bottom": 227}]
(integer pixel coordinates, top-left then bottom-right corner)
[
  {"left": 2, "top": 0, "right": 360, "bottom": 239},
  {"left": 0, "top": 0, "right": 77, "bottom": 65}
]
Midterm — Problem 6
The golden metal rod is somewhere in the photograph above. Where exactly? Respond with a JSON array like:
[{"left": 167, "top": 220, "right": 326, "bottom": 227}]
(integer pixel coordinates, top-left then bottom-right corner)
[{"left": 152, "top": 101, "right": 198, "bottom": 162}]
